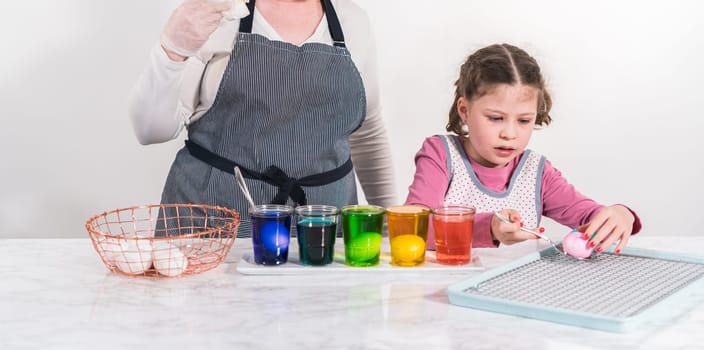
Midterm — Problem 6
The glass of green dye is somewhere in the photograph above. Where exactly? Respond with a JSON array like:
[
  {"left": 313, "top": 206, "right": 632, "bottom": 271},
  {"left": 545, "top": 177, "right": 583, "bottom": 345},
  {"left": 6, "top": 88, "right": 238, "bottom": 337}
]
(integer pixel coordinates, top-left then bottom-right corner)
[{"left": 340, "top": 205, "right": 386, "bottom": 267}]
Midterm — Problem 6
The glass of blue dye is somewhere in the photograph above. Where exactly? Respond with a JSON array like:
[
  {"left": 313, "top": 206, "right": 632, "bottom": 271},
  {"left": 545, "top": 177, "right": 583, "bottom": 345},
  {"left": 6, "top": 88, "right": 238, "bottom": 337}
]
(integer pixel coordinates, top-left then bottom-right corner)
[
  {"left": 251, "top": 204, "right": 294, "bottom": 265},
  {"left": 295, "top": 205, "right": 339, "bottom": 266}
]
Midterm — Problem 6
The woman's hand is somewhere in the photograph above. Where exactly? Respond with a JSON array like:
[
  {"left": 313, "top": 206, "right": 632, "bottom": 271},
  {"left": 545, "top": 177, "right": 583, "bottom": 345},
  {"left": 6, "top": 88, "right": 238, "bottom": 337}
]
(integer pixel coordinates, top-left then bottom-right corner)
[
  {"left": 160, "top": 0, "right": 232, "bottom": 60},
  {"left": 491, "top": 209, "right": 539, "bottom": 245},
  {"left": 580, "top": 205, "right": 636, "bottom": 254}
]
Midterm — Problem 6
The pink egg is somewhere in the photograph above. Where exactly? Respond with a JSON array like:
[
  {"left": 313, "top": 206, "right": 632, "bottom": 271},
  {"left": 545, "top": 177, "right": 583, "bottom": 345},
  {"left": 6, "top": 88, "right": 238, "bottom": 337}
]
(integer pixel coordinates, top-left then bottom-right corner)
[{"left": 561, "top": 232, "right": 594, "bottom": 259}]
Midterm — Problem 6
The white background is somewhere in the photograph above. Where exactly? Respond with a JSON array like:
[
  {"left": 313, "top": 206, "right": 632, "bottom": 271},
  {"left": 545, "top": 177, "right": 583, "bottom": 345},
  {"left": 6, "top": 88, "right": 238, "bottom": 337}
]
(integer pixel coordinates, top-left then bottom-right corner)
[{"left": 1, "top": 0, "right": 702, "bottom": 238}]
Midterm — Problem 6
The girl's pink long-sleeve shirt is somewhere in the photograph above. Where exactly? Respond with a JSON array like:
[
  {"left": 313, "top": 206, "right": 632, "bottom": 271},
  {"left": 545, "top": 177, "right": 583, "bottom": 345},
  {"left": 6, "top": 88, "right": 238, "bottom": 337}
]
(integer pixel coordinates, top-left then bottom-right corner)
[{"left": 405, "top": 136, "right": 642, "bottom": 249}]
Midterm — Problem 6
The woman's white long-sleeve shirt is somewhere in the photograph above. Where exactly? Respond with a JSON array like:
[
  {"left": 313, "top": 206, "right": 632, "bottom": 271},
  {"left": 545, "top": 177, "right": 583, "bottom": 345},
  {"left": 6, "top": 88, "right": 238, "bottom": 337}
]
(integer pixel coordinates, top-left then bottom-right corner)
[{"left": 128, "top": 0, "right": 397, "bottom": 207}]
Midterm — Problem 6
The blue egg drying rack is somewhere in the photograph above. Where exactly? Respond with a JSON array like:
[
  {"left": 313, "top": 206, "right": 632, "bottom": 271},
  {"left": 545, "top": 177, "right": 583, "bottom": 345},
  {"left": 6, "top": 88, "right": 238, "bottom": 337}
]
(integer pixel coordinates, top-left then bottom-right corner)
[{"left": 447, "top": 245, "right": 704, "bottom": 332}]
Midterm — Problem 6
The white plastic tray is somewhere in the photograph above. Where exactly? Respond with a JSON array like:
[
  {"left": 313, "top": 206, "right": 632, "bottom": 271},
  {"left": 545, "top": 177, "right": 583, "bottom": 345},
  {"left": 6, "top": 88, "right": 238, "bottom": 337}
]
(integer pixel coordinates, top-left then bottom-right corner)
[{"left": 236, "top": 240, "right": 484, "bottom": 275}]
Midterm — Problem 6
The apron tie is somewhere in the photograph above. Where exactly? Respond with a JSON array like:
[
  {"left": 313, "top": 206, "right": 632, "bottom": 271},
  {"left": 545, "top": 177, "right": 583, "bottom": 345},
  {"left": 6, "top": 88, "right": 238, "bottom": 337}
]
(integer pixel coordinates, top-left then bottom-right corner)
[
  {"left": 185, "top": 139, "right": 354, "bottom": 206},
  {"left": 263, "top": 165, "right": 306, "bottom": 205}
]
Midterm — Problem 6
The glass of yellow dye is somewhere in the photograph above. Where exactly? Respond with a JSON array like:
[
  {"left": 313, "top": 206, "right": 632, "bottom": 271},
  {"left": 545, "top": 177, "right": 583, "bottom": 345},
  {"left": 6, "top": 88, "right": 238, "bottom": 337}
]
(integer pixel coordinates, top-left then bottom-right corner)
[{"left": 386, "top": 205, "right": 430, "bottom": 267}]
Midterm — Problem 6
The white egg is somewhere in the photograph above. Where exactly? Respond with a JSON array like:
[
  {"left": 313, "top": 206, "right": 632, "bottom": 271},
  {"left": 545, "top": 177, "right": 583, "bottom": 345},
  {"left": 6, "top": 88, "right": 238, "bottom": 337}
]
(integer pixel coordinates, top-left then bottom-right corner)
[
  {"left": 115, "top": 239, "right": 153, "bottom": 275},
  {"left": 209, "top": 0, "right": 250, "bottom": 21},
  {"left": 101, "top": 238, "right": 123, "bottom": 264},
  {"left": 152, "top": 241, "right": 189, "bottom": 277},
  {"left": 231, "top": 0, "right": 251, "bottom": 18}
]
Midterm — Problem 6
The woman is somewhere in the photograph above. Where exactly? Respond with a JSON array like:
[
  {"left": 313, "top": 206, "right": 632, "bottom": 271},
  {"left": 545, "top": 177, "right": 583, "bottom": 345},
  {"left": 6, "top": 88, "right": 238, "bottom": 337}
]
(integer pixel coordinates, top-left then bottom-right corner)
[{"left": 128, "top": 0, "right": 396, "bottom": 236}]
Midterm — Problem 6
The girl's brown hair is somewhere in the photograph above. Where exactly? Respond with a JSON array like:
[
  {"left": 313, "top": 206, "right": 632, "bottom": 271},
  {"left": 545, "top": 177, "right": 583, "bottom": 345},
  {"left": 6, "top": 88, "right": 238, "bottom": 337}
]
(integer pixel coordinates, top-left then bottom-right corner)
[{"left": 447, "top": 43, "right": 552, "bottom": 135}]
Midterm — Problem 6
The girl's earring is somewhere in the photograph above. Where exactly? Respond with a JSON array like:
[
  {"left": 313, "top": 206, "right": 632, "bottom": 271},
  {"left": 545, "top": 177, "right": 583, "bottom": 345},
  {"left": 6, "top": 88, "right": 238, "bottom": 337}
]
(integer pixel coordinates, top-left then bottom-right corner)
[{"left": 461, "top": 124, "right": 470, "bottom": 138}]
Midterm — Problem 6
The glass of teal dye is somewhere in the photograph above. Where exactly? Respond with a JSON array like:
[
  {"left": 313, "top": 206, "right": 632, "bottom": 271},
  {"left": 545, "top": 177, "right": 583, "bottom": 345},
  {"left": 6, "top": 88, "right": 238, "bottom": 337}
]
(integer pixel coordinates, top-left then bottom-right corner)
[
  {"left": 340, "top": 205, "right": 385, "bottom": 267},
  {"left": 295, "top": 205, "right": 338, "bottom": 266}
]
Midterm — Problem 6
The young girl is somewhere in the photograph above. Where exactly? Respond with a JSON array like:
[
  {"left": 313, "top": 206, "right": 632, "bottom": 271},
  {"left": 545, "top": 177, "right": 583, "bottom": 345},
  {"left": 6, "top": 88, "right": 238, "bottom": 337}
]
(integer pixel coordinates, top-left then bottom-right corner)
[{"left": 405, "top": 43, "right": 641, "bottom": 253}]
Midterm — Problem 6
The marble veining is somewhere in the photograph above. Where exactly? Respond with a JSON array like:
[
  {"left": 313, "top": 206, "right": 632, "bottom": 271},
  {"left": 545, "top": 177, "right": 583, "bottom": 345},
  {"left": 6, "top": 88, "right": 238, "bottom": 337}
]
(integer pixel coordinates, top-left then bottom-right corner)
[{"left": 0, "top": 237, "right": 703, "bottom": 350}]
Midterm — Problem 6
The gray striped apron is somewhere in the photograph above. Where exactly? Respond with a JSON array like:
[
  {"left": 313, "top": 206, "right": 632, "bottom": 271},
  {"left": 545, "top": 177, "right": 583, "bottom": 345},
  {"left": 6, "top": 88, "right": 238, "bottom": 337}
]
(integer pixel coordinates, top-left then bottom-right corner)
[{"left": 159, "top": 0, "right": 366, "bottom": 237}]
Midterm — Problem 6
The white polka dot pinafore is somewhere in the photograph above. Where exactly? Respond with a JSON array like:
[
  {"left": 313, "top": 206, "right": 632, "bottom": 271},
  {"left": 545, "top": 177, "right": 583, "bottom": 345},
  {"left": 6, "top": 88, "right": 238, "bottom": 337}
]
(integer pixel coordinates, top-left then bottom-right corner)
[{"left": 440, "top": 134, "right": 546, "bottom": 228}]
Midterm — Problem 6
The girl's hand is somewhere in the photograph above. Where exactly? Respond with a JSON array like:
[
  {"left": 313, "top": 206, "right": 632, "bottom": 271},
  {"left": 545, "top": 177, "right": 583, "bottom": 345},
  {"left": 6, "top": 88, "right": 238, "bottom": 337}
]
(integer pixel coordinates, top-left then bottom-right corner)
[
  {"left": 580, "top": 205, "right": 636, "bottom": 254},
  {"left": 491, "top": 209, "right": 538, "bottom": 245}
]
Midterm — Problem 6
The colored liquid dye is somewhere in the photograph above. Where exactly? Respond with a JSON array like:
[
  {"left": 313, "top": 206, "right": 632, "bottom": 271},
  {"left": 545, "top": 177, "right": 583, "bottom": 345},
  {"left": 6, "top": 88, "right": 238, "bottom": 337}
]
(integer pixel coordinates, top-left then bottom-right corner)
[
  {"left": 433, "top": 217, "right": 473, "bottom": 265},
  {"left": 252, "top": 214, "right": 291, "bottom": 265},
  {"left": 341, "top": 206, "right": 384, "bottom": 267},
  {"left": 297, "top": 219, "right": 336, "bottom": 266},
  {"left": 386, "top": 205, "right": 429, "bottom": 267}
]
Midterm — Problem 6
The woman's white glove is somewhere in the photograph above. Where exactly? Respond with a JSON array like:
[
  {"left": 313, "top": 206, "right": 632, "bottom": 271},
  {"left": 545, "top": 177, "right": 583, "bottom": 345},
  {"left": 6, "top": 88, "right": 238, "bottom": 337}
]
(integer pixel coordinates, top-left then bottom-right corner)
[{"left": 160, "top": 0, "right": 233, "bottom": 58}]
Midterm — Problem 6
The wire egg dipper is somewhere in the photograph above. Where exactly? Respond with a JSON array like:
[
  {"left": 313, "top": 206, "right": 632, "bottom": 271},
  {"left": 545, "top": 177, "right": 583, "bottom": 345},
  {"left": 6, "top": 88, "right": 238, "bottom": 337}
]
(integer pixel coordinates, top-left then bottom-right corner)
[{"left": 493, "top": 211, "right": 568, "bottom": 257}]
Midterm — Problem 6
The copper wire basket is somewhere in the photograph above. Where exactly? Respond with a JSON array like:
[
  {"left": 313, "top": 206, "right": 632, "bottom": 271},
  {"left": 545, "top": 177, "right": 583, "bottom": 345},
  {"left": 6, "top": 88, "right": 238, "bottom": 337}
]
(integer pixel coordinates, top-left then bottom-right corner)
[{"left": 86, "top": 204, "right": 240, "bottom": 277}]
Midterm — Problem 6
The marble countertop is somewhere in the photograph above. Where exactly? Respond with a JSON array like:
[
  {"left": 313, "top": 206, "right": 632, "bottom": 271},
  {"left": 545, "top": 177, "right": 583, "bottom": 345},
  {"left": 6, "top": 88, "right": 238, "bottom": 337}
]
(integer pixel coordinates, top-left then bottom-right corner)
[{"left": 1, "top": 236, "right": 703, "bottom": 350}]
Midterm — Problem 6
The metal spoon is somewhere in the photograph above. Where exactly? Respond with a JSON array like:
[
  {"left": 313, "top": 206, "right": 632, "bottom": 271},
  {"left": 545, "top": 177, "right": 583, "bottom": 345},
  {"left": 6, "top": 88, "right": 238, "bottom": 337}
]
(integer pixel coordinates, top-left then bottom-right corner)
[
  {"left": 493, "top": 211, "right": 567, "bottom": 256},
  {"left": 234, "top": 166, "right": 256, "bottom": 209}
]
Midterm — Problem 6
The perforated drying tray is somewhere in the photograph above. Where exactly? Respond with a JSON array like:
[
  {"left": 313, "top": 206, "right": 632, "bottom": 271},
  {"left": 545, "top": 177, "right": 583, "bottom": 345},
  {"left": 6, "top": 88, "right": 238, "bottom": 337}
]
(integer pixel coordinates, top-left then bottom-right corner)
[{"left": 447, "top": 245, "right": 704, "bottom": 332}]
